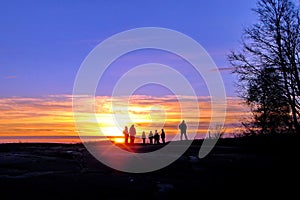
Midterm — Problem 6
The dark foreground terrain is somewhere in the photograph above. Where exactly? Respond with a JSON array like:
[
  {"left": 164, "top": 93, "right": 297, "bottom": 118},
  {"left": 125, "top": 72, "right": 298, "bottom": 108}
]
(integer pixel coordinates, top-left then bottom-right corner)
[{"left": 0, "top": 135, "right": 299, "bottom": 199}]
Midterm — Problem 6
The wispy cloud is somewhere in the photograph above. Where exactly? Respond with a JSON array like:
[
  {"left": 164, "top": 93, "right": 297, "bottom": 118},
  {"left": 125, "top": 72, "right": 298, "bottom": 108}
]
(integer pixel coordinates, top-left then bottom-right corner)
[
  {"left": 4, "top": 75, "right": 17, "bottom": 79},
  {"left": 210, "top": 67, "right": 235, "bottom": 72}
]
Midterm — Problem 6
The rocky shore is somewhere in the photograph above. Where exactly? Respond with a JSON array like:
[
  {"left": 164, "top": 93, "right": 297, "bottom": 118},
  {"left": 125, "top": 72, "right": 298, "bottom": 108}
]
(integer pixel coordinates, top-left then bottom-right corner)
[{"left": 0, "top": 135, "right": 299, "bottom": 199}]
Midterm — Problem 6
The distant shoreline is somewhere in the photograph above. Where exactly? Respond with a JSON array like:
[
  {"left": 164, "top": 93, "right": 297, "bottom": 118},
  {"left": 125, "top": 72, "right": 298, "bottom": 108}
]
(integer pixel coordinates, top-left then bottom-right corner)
[
  {"left": 0, "top": 133, "right": 298, "bottom": 146},
  {"left": 0, "top": 133, "right": 238, "bottom": 144}
]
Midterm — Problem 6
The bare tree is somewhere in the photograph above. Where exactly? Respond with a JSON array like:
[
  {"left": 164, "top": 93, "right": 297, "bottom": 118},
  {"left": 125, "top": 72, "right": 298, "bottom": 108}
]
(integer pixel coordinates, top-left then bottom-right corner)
[
  {"left": 228, "top": 0, "right": 300, "bottom": 134},
  {"left": 207, "top": 123, "right": 226, "bottom": 139}
]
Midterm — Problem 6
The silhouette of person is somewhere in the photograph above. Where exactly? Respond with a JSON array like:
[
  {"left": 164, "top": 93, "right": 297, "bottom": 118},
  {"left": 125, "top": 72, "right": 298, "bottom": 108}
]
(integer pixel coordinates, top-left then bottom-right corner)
[
  {"left": 154, "top": 130, "right": 160, "bottom": 144},
  {"left": 160, "top": 129, "right": 166, "bottom": 144},
  {"left": 142, "top": 131, "right": 146, "bottom": 144},
  {"left": 179, "top": 120, "right": 188, "bottom": 140},
  {"left": 129, "top": 124, "right": 136, "bottom": 144},
  {"left": 123, "top": 126, "right": 129, "bottom": 144},
  {"left": 148, "top": 131, "right": 154, "bottom": 144}
]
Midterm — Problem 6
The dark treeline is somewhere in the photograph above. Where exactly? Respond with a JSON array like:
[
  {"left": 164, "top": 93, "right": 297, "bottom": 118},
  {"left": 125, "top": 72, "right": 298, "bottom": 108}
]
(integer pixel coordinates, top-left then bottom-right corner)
[{"left": 228, "top": 0, "right": 300, "bottom": 135}]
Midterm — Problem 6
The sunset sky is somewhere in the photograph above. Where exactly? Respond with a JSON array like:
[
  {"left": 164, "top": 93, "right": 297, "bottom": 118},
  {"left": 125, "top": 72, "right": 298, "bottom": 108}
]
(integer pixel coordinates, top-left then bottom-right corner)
[{"left": 0, "top": 1, "right": 256, "bottom": 143}]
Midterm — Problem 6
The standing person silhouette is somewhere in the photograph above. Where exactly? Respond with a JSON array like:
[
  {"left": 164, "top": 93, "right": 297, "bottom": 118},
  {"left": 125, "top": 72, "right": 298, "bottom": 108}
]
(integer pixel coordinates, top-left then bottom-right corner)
[
  {"left": 123, "top": 126, "right": 129, "bottom": 144},
  {"left": 160, "top": 129, "right": 166, "bottom": 144},
  {"left": 141, "top": 131, "right": 146, "bottom": 144},
  {"left": 148, "top": 131, "right": 154, "bottom": 144},
  {"left": 154, "top": 130, "right": 160, "bottom": 144},
  {"left": 129, "top": 124, "right": 136, "bottom": 144},
  {"left": 179, "top": 120, "right": 188, "bottom": 140}
]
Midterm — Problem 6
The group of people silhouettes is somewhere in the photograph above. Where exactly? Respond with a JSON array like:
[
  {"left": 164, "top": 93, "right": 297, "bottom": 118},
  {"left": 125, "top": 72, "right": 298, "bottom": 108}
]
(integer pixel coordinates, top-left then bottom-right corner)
[
  {"left": 122, "top": 124, "right": 136, "bottom": 144},
  {"left": 145, "top": 129, "right": 166, "bottom": 145},
  {"left": 122, "top": 120, "right": 188, "bottom": 144}
]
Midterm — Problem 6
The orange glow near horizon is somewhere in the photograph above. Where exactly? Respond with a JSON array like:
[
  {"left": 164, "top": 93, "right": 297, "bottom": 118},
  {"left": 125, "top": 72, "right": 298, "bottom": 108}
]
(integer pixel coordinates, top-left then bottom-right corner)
[
  {"left": 112, "top": 137, "right": 126, "bottom": 144},
  {"left": 0, "top": 95, "right": 250, "bottom": 143}
]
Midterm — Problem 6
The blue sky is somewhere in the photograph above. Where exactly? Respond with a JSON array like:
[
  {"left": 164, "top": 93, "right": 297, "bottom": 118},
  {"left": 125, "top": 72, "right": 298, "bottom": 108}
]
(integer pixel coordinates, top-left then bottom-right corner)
[{"left": 0, "top": 0, "right": 258, "bottom": 97}]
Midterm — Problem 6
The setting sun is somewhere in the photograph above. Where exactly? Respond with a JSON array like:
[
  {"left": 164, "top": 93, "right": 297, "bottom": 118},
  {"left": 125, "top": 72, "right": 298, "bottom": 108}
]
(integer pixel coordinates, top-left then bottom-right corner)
[{"left": 112, "top": 137, "right": 125, "bottom": 144}]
